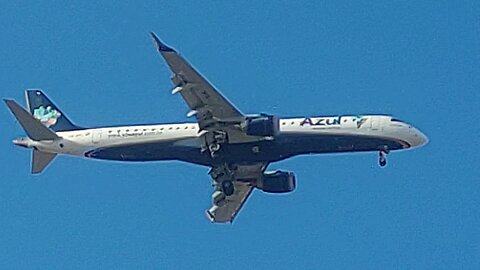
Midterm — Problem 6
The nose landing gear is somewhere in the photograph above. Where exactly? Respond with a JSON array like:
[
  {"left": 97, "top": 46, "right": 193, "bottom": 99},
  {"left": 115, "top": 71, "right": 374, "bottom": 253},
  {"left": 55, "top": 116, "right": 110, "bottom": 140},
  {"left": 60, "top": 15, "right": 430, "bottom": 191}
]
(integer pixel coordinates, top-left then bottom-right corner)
[{"left": 378, "top": 147, "right": 389, "bottom": 167}]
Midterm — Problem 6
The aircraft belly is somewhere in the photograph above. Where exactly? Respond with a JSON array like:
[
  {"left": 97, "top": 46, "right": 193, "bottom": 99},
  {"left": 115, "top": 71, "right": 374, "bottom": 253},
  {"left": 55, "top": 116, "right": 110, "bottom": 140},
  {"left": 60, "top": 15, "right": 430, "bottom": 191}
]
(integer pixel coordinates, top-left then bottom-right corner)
[
  {"left": 85, "top": 133, "right": 408, "bottom": 166},
  {"left": 278, "top": 133, "right": 406, "bottom": 156},
  {"left": 221, "top": 134, "right": 408, "bottom": 163},
  {"left": 85, "top": 141, "right": 210, "bottom": 165}
]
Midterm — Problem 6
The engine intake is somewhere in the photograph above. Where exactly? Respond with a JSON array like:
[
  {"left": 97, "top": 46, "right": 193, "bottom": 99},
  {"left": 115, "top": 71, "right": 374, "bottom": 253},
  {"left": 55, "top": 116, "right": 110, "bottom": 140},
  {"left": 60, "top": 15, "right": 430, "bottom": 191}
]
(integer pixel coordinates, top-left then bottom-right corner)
[
  {"left": 244, "top": 114, "right": 279, "bottom": 137},
  {"left": 258, "top": 171, "right": 296, "bottom": 194}
]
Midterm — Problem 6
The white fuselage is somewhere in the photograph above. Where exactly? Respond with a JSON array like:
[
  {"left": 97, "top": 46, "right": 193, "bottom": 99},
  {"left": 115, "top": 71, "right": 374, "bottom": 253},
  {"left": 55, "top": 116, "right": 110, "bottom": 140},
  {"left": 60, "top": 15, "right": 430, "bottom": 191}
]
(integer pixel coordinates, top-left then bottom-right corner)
[{"left": 19, "top": 115, "right": 427, "bottom": 165}]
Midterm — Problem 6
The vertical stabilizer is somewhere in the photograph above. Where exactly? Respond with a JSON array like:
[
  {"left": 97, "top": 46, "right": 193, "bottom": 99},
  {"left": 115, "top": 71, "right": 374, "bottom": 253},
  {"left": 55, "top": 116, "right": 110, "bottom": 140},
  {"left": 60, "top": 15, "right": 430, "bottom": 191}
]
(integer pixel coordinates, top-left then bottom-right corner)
[
  {"left": 25, "top": 89, "right": 82, "bottom": 132},
  {"left": 32, "top": 149, "right": 57, "bottom": 174}
]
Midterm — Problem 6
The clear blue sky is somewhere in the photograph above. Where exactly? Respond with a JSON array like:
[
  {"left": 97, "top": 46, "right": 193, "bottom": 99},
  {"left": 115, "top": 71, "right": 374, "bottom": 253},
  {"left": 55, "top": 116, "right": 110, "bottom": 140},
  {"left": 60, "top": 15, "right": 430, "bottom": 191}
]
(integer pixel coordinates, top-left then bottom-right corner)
[{"left": 1, "top": 1, "right": 479, "bottom": 269}]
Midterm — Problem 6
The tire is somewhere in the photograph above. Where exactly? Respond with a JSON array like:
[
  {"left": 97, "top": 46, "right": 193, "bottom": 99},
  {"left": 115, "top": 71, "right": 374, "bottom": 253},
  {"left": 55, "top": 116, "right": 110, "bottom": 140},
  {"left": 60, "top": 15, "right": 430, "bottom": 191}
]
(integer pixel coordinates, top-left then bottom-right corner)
[
  {"left": 222, "top": 181, "right": 234, "bottom": 196},
  {"left": 209, "top": 143, "right": 221, "bottom": 152},
  {"left": 379, "top": 159, "right": 387, "bottom": 167}
]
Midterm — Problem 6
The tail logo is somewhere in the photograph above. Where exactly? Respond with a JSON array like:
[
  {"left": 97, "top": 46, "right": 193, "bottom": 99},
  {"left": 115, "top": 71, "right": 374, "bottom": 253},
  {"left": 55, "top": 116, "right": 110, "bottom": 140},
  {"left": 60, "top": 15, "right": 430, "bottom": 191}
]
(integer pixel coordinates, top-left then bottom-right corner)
[{"left": 33, "top": 106, "right": 61, "bottom": 127}]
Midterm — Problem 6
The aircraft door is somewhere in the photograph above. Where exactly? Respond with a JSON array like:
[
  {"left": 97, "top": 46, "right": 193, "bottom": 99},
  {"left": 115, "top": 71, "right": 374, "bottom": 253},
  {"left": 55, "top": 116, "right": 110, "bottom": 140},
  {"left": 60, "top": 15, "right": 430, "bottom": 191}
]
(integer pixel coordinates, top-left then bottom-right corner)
[
  {"left": 371, "top": 117, "right": 382, "bottom": 131},
  {"left": 92, "top": 129, "right": 102, "bottom": 144}
]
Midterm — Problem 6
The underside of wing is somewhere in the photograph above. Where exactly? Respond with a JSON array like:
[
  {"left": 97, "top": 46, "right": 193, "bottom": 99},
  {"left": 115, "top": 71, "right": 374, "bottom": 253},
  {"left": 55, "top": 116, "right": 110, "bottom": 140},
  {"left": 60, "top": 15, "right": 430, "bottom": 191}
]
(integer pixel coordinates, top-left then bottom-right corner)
[
  {"left": 150, "top": 33, "right": 243, "bottom": 127},
  {"left": 150, "top": 33, "right": 275, "bottom": 160}
]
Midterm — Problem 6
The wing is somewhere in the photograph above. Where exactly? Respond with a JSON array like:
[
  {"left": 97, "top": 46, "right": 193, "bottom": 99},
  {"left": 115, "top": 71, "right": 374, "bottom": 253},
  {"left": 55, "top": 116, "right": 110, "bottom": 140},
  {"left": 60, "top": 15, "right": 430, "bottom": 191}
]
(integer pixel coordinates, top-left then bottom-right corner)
[
  {"left": 206, "top": 163, "right": 267, "bottom": 223},
  {"left": 150, "top": 32, "right": 243, "bottom": 128}
]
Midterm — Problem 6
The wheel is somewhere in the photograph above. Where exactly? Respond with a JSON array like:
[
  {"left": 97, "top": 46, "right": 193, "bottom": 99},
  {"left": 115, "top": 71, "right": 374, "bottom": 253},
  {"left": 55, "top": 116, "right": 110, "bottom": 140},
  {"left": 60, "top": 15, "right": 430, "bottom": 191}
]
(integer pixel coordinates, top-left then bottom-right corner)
[
  {"left": 379, "top": 158, "right": 387, "bottom": 167},
  {"left": 209, "top": 143, "right": 221, "bottom": 152},
  {"left": 222, "top": 181, "right": 234, "bottom": 196}
]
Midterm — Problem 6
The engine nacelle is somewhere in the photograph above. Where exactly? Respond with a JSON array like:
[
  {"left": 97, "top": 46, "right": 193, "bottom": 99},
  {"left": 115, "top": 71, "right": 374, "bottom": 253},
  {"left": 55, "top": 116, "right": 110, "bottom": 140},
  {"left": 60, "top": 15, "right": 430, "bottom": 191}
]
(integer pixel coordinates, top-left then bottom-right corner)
[
  {"left": 258, "top": 171, "right": 296, "bottom": 194},
  {"left": 244, "top": 114, "right": 279, "bottom": 137}
]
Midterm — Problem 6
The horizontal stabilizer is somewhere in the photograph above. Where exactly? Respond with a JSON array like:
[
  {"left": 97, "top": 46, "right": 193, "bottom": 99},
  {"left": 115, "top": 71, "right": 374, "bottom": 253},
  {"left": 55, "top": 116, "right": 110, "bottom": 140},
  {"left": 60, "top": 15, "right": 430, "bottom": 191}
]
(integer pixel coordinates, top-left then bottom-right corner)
[
  {"left": 32, "top": 149, "right": 57, "bottom": 174},
  {"left": 4, "top": 99, "right": 59, "bottom": 141}
]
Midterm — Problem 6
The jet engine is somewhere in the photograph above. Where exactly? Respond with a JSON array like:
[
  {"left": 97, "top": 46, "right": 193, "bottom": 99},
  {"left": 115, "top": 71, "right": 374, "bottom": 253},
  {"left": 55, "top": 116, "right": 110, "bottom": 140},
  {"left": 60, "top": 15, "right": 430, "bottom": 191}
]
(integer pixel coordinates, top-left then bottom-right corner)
[
  {"left": 257, "top": 171, "right": 296, "bottom": 193},
  {"left": 243, "top": 114, "right": 279, "bottom": 137}
]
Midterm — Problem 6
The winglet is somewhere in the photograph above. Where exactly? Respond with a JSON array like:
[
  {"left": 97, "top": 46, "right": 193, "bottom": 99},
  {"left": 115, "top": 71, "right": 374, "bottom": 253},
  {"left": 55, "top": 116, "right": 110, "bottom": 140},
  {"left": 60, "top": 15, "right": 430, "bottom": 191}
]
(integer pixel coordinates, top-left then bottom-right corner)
[{"left": 149, "top": 32, "right": 175, "bottom": 52}]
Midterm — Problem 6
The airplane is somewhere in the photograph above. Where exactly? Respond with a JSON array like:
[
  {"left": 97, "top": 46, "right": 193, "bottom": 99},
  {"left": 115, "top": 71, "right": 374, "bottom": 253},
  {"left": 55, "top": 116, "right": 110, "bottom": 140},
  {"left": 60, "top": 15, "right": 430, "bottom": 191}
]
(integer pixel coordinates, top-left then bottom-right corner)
[{"left": 4, "top": 33, "right": 428, "bottom": 223}]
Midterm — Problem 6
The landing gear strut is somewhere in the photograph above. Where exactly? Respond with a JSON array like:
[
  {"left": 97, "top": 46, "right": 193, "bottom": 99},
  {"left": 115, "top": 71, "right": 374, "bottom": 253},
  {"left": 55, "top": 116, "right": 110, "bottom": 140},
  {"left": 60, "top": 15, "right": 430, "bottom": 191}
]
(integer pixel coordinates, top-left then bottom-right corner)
[
  {"left": 208, "top": 143, "right": 221, "bottom": 157},
  {"left": 378, "top": 148, "right": 389, "bottom": 167},
  {"left": 203, "top": 130, "right": 228, "bottom": 158}
]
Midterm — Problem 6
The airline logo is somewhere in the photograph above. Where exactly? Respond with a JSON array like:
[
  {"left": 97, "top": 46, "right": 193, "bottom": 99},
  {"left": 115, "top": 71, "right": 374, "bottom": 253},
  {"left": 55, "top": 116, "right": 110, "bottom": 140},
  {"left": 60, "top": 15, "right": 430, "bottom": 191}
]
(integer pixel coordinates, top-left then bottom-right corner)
[
  {"left": 300, "top": 116, "right": 368, "bottom": 128},
  {"left": 33, "top": 106, "right": 61, "bottom": 127},
  {"left": 300, "top": 116, "right": 343, "bottom": 126}
]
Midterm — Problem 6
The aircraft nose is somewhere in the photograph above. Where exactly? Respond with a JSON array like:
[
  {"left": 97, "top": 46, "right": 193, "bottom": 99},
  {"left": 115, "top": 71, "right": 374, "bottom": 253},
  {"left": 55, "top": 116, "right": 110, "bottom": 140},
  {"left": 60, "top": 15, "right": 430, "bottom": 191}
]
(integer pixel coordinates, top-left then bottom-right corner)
[{"left": 408, "top": 127, "right": 429, "bottom": 148}]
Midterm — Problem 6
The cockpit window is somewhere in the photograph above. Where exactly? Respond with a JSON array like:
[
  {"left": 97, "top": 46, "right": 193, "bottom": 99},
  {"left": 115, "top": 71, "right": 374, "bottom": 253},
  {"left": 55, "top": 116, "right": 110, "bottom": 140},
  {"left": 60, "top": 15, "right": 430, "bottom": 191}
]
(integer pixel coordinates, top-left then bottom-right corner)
[{"left": 391, "top": 118, "right": 403, "bottom": 123}]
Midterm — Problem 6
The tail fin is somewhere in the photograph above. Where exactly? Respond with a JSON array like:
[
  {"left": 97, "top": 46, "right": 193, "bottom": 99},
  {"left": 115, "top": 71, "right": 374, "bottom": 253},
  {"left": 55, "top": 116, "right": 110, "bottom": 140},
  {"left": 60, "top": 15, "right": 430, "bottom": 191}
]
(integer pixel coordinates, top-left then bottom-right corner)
[
  {"left": 25, "top": 89, "right": 82, "bottom": 132},
  {"left": 32, "top": 149, "right": 57, "bottom": 174}
]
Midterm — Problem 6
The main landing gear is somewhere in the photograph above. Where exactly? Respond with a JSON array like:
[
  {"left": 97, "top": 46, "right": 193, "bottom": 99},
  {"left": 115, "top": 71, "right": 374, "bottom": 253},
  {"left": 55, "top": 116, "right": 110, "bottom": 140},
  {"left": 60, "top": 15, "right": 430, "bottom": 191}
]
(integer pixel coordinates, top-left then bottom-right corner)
[
  {"left": 203, "top": 130, "right": 228, "bottom": 158},
  {"left": 208, "top": 143, "right": 221, "bottom": 157},
  {"left": 209, "top": 165, "right": 236, "bottom": 197},
  {"left": 378, "top": 148, "right": 389, "bottom": 167}
]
